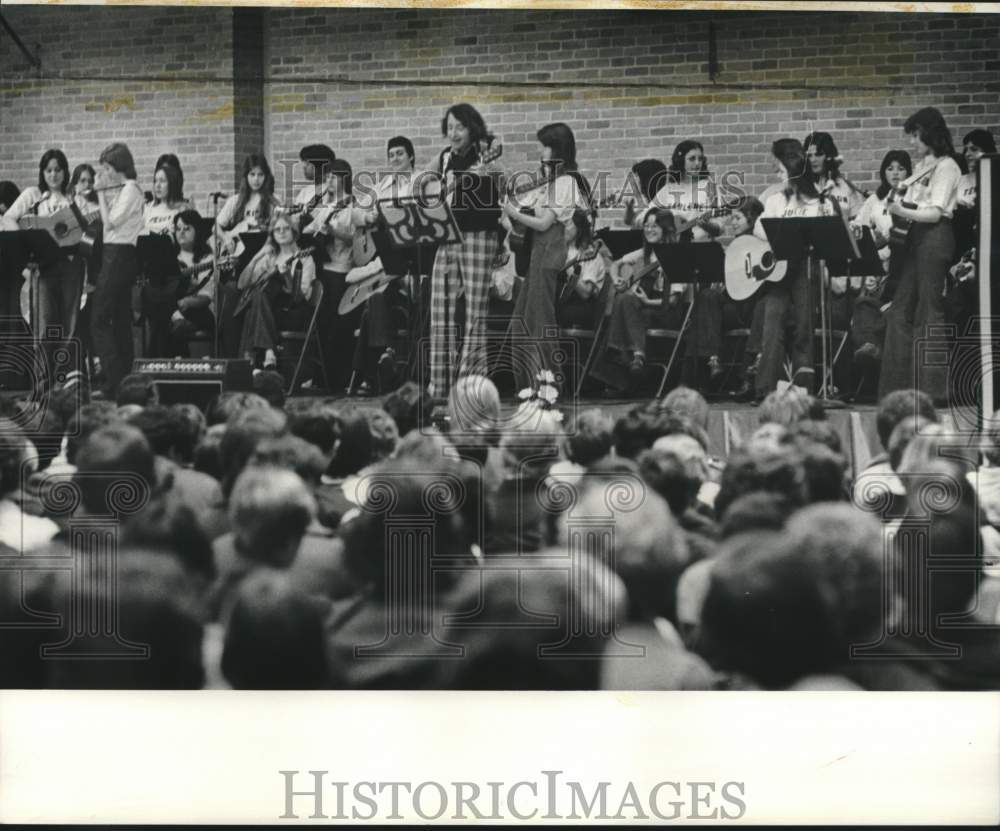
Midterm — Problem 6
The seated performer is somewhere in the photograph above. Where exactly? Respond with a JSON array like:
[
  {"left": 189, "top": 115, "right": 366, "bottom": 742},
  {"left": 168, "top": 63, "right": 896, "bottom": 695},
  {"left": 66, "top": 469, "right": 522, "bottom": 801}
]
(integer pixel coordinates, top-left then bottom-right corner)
[
  {"left": 348, "top": 136, "right": 418, "bottom": 395},
  {"left": 556, "top": 208, "right": 612, "bottom": 331},
  {"left": 604, "top": 208, "right": 680, "bottom": 388},
  {"left": 169, "top": 209, "right": 221, "bottom": 356},
  {"left": 235, "top": 213, "right": 316, "bottom": 371}
]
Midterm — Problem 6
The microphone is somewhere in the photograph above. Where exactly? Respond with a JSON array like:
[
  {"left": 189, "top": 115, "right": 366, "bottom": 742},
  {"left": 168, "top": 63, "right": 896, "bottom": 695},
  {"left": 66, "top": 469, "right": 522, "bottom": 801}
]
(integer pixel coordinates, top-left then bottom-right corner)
[{"left": 209, "top": 192, "right": 227, "bottom": 201}]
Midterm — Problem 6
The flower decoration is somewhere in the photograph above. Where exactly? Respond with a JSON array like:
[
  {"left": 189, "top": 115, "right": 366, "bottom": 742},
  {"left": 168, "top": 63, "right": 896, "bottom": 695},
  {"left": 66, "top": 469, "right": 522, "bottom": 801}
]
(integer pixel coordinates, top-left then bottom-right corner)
[{"left": 516, "top": 370, "right": 564, "bottom": 423}]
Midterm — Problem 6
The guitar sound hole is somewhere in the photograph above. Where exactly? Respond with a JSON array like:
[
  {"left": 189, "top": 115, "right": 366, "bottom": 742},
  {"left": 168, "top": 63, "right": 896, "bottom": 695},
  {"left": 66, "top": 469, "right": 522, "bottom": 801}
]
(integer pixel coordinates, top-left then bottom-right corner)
[{"left": 55, "top": 222, "right": 68, "bottom": 238}]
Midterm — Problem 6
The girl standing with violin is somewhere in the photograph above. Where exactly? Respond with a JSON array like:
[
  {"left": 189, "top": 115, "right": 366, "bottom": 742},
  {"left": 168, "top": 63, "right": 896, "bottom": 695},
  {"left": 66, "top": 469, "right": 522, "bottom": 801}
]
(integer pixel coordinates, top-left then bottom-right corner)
[
  {"left": 878, "top": 107, "right": 962, "bottom": 403},
  {"left": 803, "top": 132, "right": 866, "bottom": 220},
  {"left": 1, "top": 149, "right": 82, "bottom": 377},
  {"left": 604, "top": 208, "right": 679, "bottom": 384},
  {"left": 235, "top": 213, "right": 315, "bottom": 370},
  {"left": 503, "top": 122, "right": 592, "bottom": 394},
  {"left": 427, "top": 103, "right": 502, "bottom": 399},
  {"left": 92, "top": 142, "right": 145, "bottom": 398},
  {"left": 169, "top": 208, "right": 218, "bottom": 356}
]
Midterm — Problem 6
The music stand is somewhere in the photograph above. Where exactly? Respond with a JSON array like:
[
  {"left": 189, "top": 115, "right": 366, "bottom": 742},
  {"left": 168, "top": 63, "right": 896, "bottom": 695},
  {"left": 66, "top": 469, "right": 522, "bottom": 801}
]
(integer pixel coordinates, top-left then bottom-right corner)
[
  {"left": 826, "top": 226, "right": 884, "bottom": 278},
  {"left": 761, "top": 215, "right": 860, "bottom": 405},
  {"left": 597, "top": 228, "right": 643, "bottom": 260},
  {"left": 377, "top": 196, "right": 464, "bottom": 385},
  {"left": 652, "top": 241, "right": 725, "bottom": 397},
  {"left": 2, "top": 230, "right": 64, "bottom": 342},
  {"left": 137, "top": 234, "right": 177, "bottom": 282}
]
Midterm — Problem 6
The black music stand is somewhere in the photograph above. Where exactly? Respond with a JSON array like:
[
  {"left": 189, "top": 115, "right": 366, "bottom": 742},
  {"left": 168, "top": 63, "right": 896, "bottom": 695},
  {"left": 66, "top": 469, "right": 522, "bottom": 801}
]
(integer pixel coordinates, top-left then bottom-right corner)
[
  {"left": 1, "top": 229, "right": 62, "bottom": 340},
  {"left": 652, "top": 241, "right": 725, "bottom": 397},
  {"left": 761, "top": 215, "right": 860, "bottom": 405},
  {"left": 137, "top": 234, "right": 177, "bottom": 282},
  {"left": 597, "top": 228, "right": 643, "bottom": 260},
  {"left": 826, "top": 226, "right": 884, "bottom": 278},
  {"left": 377, "top": 196, "right": 464, "bottom": 386}
]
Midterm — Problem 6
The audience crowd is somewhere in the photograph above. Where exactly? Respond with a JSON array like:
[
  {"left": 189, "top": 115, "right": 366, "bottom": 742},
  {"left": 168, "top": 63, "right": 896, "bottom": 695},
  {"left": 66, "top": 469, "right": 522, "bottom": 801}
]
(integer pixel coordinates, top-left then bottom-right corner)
[{"left": 1, "top": 374, "right": 998, "bottom": 690}]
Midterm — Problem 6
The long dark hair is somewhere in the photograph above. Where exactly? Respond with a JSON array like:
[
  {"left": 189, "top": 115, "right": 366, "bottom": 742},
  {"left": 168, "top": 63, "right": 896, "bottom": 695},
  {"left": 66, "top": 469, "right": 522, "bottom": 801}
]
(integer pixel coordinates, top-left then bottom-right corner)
[
  {"left": 233, "top": 154, "right": 275, "bottom": 229},
  {"left": 668, "top": 140, "right": 710, "bottom": 181},
  {"left": 875, "top": 150, "right": 913, "bottom": 200},
  {"left": 772, "top": 138, "right": 819, "bottom": 200},
  {"left": 174, "top": 208, "right": 211, "bottom": 261},
  {"left": 153, "top": 162, "right": 184, "bottom": 206},
  {"left": 537, "top": 121, "right": 593, "bottom": 207},
  {"left": 70, "top": 163, "right": 96, "bottom": 202},
  {"left": 903, "top": 107, "right": 957, "bottom": 160},
  {"left": 642, "top": 208, "right": 677, "bottom": 260},
  {"left": 441, "top": 103, "right": 492, "bottom": 153},
  {"left": 802, "top": 131, "right": 843, "bottom": 181},
  {"left": 99, "top": 142, "right": 137, "bottom": 180},
  {"left": 632, "top": 158, "right": 668, "bottom": 202},
  {"left": 37, "top": 149, "right": 70, "bottom": 195}
]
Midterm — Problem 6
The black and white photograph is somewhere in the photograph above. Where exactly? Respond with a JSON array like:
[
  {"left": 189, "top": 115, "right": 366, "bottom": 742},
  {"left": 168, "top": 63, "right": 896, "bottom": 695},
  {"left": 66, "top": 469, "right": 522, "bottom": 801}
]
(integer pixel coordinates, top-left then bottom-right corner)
[{"left": 0, "top": 0, "right": 998, "bottom": 823}]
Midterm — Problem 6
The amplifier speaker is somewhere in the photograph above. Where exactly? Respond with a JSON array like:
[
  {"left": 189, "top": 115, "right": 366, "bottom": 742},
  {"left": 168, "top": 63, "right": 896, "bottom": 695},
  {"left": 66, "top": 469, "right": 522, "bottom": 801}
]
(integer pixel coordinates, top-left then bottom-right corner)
[{"left": 131, "top": 358, "right": 253, "bottom": 411}]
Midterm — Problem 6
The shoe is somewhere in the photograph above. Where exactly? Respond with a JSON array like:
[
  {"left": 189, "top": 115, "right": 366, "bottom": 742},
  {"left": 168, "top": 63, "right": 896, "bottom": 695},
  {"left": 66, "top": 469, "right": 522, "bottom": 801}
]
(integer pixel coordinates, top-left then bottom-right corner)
[
  {"left": 853, "top": 342, "right": 881, "bottom": 365},
  {"left": 746, "top": 353, "right": 761, "bottom": 378},
  {"left": 377, "top": 347, "right": 397, "bottom": 393},
  {"left": 730, "top": 380, "right": 755, "bottom": 403},
  {"left": 628, "top": 354, "right": 646, "bottom": 379},
  {"left": 707, "top": 355, "right": 723, "bottom": 379},
  {"left": 355, "top": 381, "right": 373, "bottom": 397}
]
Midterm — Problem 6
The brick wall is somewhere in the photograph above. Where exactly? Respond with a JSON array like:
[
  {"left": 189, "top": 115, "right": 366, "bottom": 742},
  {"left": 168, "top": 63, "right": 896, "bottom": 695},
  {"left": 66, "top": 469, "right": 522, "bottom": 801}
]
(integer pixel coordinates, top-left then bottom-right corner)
[
  {"left": 264, "top": 8, "right": 1000, "bottom": 201},
  {"left": 3, "top": 7, "right": 999, "bottom": 210},
  {"left": 1, "top": 6, "right": 236, "bottom": 214}
]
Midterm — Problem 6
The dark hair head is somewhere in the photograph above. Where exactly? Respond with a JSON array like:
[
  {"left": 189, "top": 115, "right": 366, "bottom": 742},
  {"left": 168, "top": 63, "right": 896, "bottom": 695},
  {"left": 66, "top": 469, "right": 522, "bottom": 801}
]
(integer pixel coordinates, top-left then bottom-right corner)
[
  {"left": 631, "top": 158, "right": 668, "bottom": 202},
  {"left": 66, "top": 402, "right": 123, "bottom": 465},
  {"left": 367, "top": 409, "right": 399, "bottom": 462},
  {"left": 963, "top": 128, "right": 997, "bottom": 155},
  {"left": 193, "top": 423, "right": 226, "bottom": 481},
  {"left": 641, "top": 207, "right": 677, "bottom": 255},
  {"left": 613, "top": 405, "right": 704, "bottom": 460},
  {"left": 74, "top": 424, "right": 157, "bottom": 514},
  {"left": 169, "top": 403, "right": 205, "bottom": 465},
  {"left": 875, "top": 389, "right": 938, "bottom": 450},
  {"left": 251, "top": 369, "right": 286, "bottom": 409},
  {"left": 737, "top": 196, "right": 765, "bottom": 227},
  {"left": 876, "top": 150, "right": 913, "bottom": 199},
  {"left": 235, "top": 153, "right": 275, "bottom": 225},
  {"left": 249, "top": 434, "right": 328, "bottom": 487},
  {"left": 99, "top": 142, "right": 137, "bottom": 179},
  {"left": 771, "top": 138, "right": 818, "bottom": 200},
  {"left": 382, "top": 382, "right": 431, "bottom": 438},
  {"left": 537, "top": 122, "right": 578, "bottom": 173},
  {"left": 228, "top": 466, "right": 315, "bottom": 564},
  {"left": 152, "top": 162, "right": 184, "bottom": 205},
  {"left": 714, "top": 441, "right": 809, "bottom": 520},
  {"left": 887, "top": 415, "right": 935, "bottom": 472},
  {"left": 669, "top": 140, "right": 708, "bottom": 178},
  {"left": 803, "top": 131, "right": 841, "bottom": 179},
  {"left": 326, "top": 405, "right": 374, "bottom": 478},
  {"left": 173, "top": 208, "right": 211, "bottom": 260},
  {"left": 298, "top": 144, "right": 336, "bottom": 171},
  {"left": 326, "top": 158, "right": 353, "bottom": 196},
  {"left": 155, "top": 153, "right": 182, "bottom": 173},
  {"left": 0, "top": 181, "right": 21, "bottom": 211},
  {"left": 718, "top": 492, "right": 794, "bottom": 539},
  {"left": 38, "top": 149, "right": 70, "bottom": 195},
  {"left": 440, "top": 103, "right": 490, "bottom": 146},
  {"left": 120, "top": 491, "right": 216, "bottom": 582},
  {"left": 221, "top": 569, "right": 329, "bottom": 689},
  {"left": 903, "top": 107, "right": 956, "bottom": 158},
  {"left": 387, "top": 135, "right": 415, "bottom": 165},
  {"left": 128, "top": 404, "right": 186, "bottom": 458},
  {"left": 116, "top": 373, "right": 158, "bottom": 407},
  {"left": 205, "top": 391, "right": 270, "bottom": 427},
  {"left": 638, "top": 447, "right": 701, "bottom": 517},
  {"left": 69, "top": 163, "right": 95, "bottom": 194},
  {"left": 565, "top": 408, "right": 615, "bottom": 467},
  {"left": 288, "top": 404, "right": 339, "bottom": 457}
]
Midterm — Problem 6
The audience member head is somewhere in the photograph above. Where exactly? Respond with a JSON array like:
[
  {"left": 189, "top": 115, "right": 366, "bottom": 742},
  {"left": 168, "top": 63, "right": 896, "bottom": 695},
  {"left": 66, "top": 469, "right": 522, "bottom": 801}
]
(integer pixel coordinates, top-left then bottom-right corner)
[
  {"left": 662, "top": 386, "right": 710, "bottom": 432},
  {"left": 116, "top": 373, "right": 157, "bottom": 407},
  {"left": 288, "top": 404, "right": 339, "bottom": 460},
  {"left": 326, "top": 405, "right": 374, "bottom": 478},
  {"left": 66, "top": 401, "right": 122, "bottom": 466},
  {"left": 383, "top": 382, "right": 431, "bottom": 438},
  {"left": 193, "top": 423, "right": 226, "bottom": 481},
  {"left": 252, "top": 369, "right": 286, "bottom": 409},
  {"left": 718, "top": 491, "right": 794, "bottom": 538},
  {"left": 367, "top": 409, "right": 399, "bottom": 463},
  {"left": 221, "top": 569, "right": 329, "bottom": 689},
  {"left": 638, "top": 447, "right": 701, "bottom": 517},
  {"left": 758, "top": 386, "right": 821, "bottom": 428},
  {"left": 613, "top": 406, "right": 707, "bottom": 461},
  {"left": 500, "top": 407, "right": 565, "bottom": 479},
  {"left": 229, "top": 466, "right": 315, "bottom": 566},
  {"left": 205, "top": 392, "right": 270, "bottom": 427},
  {"left": 74, "top": 425, "right": 157, "bottom": 515},
  {"left": 564, "top": 408, "right": 615, "bottom": 467},
  {"left": 447, "top": 374, "right": 500, "bottom": 440},
  {"left": 128, "top": 405, "right": 186, "bottom": 459},
  {"left": 875, "top": 389, "right": 938, "bottom": 452},
  {"left": 714, "top": 440, "right": 809, "bottom": 520},
  {"left": 169, "top": 403, "right": 205, "bottom": 466},
  {"left": 249, "top": 435, "right": 327, "bottom": 488},
  {"left": 887, "top": 416, "right": 938, "bottom": 472},
  {"left": 219, "top": 406, "right": 289, "bottom": 497},
  {"left": 120, "top": 491, "right": 216, "bottom": 583},
  {"left": 782, "top": 427, "right": 848, "bottom": 503}
]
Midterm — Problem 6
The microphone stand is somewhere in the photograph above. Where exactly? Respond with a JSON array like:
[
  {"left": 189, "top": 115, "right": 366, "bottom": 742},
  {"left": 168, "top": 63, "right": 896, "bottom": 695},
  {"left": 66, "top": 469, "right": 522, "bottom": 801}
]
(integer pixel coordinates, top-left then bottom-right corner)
[{"left": 211, "top": 192, "right": 224, "bottom": 358}]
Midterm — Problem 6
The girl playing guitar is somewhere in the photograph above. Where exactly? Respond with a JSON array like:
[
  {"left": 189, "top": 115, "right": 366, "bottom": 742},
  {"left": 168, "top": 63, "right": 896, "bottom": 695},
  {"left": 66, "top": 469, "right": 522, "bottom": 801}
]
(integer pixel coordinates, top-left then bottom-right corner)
[
  {"left": 235, "top": 213, "right": 316, "bottom": 370},
  {"left": 215, "top": 153, "right": 281, "bottom": 258},
  {"left": 502, "top": 121, "right": 592, "bottom": 395},
  {"left": 878, "top": 107, "right": 963, "bottom": 403},
  {"left": 803, "top": 131, "right": 866, "bottom": 221},
  {"left": 169, "top": 209, "right": 220, "bottom": 356}
]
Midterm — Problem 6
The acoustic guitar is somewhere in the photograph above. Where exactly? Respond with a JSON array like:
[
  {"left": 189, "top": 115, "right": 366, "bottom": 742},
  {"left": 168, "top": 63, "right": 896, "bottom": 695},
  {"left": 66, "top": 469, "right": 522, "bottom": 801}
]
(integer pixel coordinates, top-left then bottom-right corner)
[
  {"left": 885, "top": 157, "right": 944, "bottom": 247},
  {"left": 233, "top": 246, "right": 315, "bottom": 317},
  {"left": 338, "top": 260, "right": 399, "bottom": 316},
  {"left": 723, "top": 235, "right": 788, "bottom": 301}
]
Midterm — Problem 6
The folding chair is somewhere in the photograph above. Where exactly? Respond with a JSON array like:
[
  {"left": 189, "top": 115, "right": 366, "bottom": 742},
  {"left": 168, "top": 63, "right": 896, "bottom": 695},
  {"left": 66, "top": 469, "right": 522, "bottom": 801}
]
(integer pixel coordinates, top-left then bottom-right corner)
[
  {"left": 280, "top": 280, "right": 330, "bottom": 395},
  {"left": 645, "top": 297, "right": 696, "bottom": 399}
]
